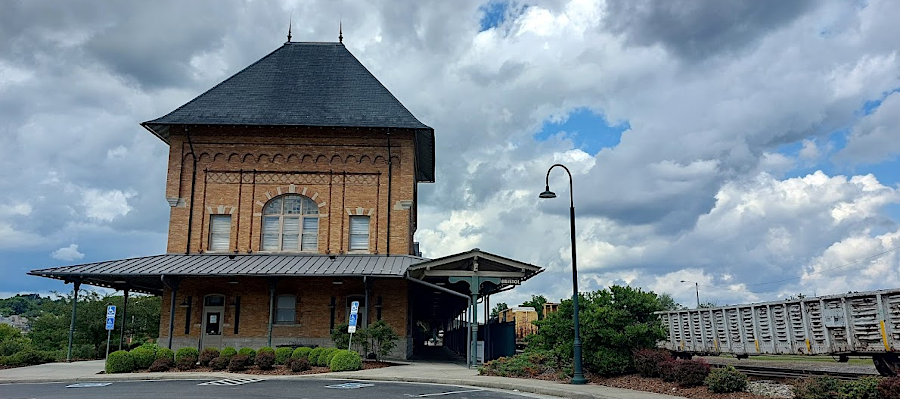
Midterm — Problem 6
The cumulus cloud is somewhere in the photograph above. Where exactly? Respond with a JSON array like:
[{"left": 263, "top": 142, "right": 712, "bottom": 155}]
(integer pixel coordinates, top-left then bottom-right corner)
[
  {"left": 51, "top": 244, "right": 85, "bottom": 261},
  {"left": 837, "top": 91, "right": 900, "bottom": 164},
  {"left": 2, "top": 0, "right": 900, "bottom": 308},
  {"left": 81, "top": 189, "right": 135, "bottom": 222}
]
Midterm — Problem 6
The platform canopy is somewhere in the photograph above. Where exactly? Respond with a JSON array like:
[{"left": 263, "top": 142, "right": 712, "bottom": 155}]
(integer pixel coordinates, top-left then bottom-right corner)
[
  {"left": 406, "top": 248, "right": 543, "bottom": 295},
  {"left": 28, "top": 253, "right": 426, "bottom": 295}
]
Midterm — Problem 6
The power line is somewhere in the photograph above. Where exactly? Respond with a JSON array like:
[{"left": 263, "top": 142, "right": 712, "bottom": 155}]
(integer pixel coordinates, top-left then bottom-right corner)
[{"left": 744, "top": 245, "right": 900, "bottom": 288}]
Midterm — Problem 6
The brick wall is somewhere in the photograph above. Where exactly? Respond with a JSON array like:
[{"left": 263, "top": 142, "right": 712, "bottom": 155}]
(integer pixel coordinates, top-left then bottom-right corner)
[
  {"left": 158, "top": 276, "right": 410, "bottom": 357},
  {"left": 163, "top": 125, "right": 419, "bottom": 256}
]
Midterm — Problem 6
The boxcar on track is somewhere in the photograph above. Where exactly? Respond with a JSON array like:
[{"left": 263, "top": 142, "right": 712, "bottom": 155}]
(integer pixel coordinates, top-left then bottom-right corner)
[{"left": 655, "top": 288, "right": 900, "bottom": 376}]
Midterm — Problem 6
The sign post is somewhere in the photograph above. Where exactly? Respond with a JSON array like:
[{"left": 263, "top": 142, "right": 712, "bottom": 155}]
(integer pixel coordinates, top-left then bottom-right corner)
[
  {"left": 347, "top": 301, "right": 359, "bottom": 350},
  {"left": 105, "top": 305, "right": 116, "bottom": 359}
]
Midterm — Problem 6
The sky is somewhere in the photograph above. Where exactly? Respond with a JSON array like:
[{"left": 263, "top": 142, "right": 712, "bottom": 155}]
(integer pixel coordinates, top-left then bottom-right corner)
[{"left": 1, "top": 0, "right": 900, "bottom": 310}]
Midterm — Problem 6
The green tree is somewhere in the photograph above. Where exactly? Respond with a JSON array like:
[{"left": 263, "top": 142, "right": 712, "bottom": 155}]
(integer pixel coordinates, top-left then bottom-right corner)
[
  {"left": 529, "top": 285, "right": 667, "bottom": 376},
  {"left": 25, "top": 290, "right": 160, "bottom": 358},
  {"left": 520, "top": 295, "right": 548, "bottom": 319},
  {"left": 489, "top": 302, "right": 508, "bottom": 320},
  {"left": 657, "top": 293, "right": 685, "bottom": 311}
]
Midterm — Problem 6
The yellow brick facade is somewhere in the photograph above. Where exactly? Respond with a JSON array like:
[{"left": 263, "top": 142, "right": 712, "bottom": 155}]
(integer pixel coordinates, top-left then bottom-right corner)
[
  {"left": 163, "top": 125, "right": 419, "bottom": 256},
  {"left": 157, "top": 125, "right": 421, "bottom": 357}
]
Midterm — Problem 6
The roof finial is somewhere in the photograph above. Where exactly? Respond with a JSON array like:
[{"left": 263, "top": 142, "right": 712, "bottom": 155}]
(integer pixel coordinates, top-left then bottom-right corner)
[
  {"left": 287, "top": 15, "right": 292, "bottom": 43},
  {"left": 339, "top": 19, "right": 343, "bottom": 43}
]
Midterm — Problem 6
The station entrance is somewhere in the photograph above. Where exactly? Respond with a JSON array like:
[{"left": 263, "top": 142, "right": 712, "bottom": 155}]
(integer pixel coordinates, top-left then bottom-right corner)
[{"left": 405, "top": 249, "right": 543, "bottom": 367}]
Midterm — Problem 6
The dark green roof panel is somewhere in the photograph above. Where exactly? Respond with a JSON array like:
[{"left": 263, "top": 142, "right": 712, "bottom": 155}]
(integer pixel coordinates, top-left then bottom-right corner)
[{"left": 143, "top": 42, "right": 434, "bottom": 182}]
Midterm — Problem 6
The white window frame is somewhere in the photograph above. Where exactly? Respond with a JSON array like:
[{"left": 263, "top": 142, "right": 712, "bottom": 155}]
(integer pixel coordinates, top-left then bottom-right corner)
[
  {"left": 348, "top": 215, "right": 370, "bottom": 252},
  {"left": 208, "top": 215, "right": 232, "bottom": 252},
  {"left": 261, "top": 195, "right": 319, "bottom": 252},
  {"left": 275, "top": 294, "right": 296, "bottom": 324}
]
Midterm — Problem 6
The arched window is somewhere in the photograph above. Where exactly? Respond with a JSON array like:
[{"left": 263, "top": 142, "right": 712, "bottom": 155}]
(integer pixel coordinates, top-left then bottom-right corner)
[{"left": 261, "top": 195, "right": 319, "bottom": 252}]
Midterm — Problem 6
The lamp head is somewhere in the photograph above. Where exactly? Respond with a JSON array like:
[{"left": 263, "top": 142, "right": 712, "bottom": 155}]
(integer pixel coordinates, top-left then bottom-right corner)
[{"left": 539, "top": 186, "right": 557, "bottom": 199}]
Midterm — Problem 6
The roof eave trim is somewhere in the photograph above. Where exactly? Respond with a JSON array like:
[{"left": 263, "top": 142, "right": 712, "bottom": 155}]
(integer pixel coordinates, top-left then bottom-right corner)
[{"left": 140, "top": 122, "right": 171, "bottom": 145}]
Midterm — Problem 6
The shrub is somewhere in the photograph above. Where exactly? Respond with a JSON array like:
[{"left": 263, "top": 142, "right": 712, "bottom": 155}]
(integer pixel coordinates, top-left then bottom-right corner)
[
  {"left": 238, "top": 347, "right": 256, "bottom": 365},
  {"left": 705, "top": 366, "right": 748, "bottom": 393},
  {"left": 175, "top": 347, "right": 199, "bottom": 365},
  {"left": 227, "top": 355, "right": 249, "bottom": 372},
  {"left": 156, "top": 347, "right": 174, "bottom": 362},
  {"left": 633, "top": 348, "right": 671, "bottom": 378},
  {"left": 220, "top": 346, "right": 237, "bottom": 359},
  {"left": 0, "top": 337, "right": 30, "bottom": 356},
  {"left": 258, "top": 346, "right": 274, "bottom": 355},
  {"left": 877, "top": 376, "right": 900, "bottom": 399},
  {"left": 8, "top": 349, "right": 55, "bottom": 367},
  {"left": 839, "top": 376, "right": 880, "bottom": 399},
  {"left": 275, "top": 347, "right": 293, "bottom": 365},
  {"left": 209, "top": 356, "right": 229, "bottom": 371},
  {"left": 256, "top": 351, "right": 275, "bottom": 370},
  {"left": 365, "top": 320, "right": 399, "bottom": 361},
  {"left": 528, "top": 286, "right": 667, "bottom": 376},
  {"left": 148, "top": 358, "right": 173, "bottom": 372},
  {"left": 673, "top": 359, "right": 710, "bottom": 387},
  {"left": 792, "top": 376, "right": 843, "bottom": 399},
  {"left": 658, "top": 359, "right": 680, "bottom": 382},
  {"left": 321, "top": 348, "right": 339, "bottom": 367},
  {"left": 291, "top": 347, "right": 311, "bottom": 360},
  {"left": 105, "top": 350, "right": 135, "bottom": 374},
  {"left": 130, "top": 347, "right": 156, "bottom": 370},
  {"left": 199, "top": 347, "right": 220, "bottom": 367},
  {"left": 479, "top": 350, "right": 562, "bottom": 378},
  {"left": 330, "top": 349, "right": 362, "bottom": 371},
  {"left": 289, "top": 357, "right": 310, "bottom": 372},
  {"left": 308, "top": 347, "right": 325, "bottom": 366},
  {"left": 176, "top": 357, "right": 195, "bottom": 370}
]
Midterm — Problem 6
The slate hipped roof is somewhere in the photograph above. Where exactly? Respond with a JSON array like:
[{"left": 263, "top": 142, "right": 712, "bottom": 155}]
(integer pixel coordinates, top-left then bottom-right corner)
[{"left": 142, "top": 41, "right": 435, "bottom": 182}]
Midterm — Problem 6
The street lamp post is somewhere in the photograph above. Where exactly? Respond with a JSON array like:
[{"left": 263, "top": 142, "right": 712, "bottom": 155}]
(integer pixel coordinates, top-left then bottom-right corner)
[
  {"left": 539, "top": 163, "right": 586, "bottom": 385},
  {"left": 680, "top": 280, "right": 700, "bottom": 308}
]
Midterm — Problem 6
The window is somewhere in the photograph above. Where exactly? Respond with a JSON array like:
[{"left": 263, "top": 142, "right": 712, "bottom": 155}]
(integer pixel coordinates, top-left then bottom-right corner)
[
  {"left": 261, "top": 195, "right": 319, "bottom": 252},
  {"left": 349, "top": 216, "right": 370, "bottom": 251},
  {"left": 208, "top": 215, "right": 232, "bottom": 252},
  {"left": 275, "top": 295, "right": 296, "bottom": 324}
]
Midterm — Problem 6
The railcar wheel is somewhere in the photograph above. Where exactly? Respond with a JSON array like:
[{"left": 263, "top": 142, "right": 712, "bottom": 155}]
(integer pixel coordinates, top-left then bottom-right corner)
[{"left": 873, "top": 354, "right": 900, "bottom": 376}]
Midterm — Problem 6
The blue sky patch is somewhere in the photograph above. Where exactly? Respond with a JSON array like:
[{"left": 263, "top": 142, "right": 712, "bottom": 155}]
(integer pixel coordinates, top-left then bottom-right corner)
[
  {"left": 479, "top": 1, "right": 510, "bottom": 31},
  {"left": 534, "top": 108, "right": 629, "bottom": 155}
]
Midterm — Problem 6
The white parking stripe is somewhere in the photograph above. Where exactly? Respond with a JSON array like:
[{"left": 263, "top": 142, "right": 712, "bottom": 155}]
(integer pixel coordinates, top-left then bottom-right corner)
[{"left": 198, "top": 377, "right": 263, "bottom": 386}]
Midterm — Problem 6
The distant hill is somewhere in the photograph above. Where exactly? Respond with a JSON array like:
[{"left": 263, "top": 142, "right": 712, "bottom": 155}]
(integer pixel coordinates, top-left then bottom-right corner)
[{"left": 0, "top": 294, "right": 48, "bottom": 318}]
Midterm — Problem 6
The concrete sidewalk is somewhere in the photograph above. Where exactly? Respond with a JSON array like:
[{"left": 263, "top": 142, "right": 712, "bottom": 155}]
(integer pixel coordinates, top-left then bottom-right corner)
[{"left": 0, "top": 359, "right": 679, "bottom": 399}]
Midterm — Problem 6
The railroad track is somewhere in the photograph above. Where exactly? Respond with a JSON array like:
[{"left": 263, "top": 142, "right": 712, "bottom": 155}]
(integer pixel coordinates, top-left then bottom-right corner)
[{"left": 714, "top": 364, "right": 877, "bottom": 381}]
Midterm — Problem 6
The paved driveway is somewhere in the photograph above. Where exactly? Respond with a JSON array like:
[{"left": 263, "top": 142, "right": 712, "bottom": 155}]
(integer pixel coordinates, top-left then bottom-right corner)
[{"left": 0, "top": 379, "right": 560, "bottom": 399}]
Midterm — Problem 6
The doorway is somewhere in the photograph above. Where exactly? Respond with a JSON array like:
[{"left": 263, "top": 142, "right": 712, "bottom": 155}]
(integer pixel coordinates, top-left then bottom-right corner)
[{"left": 202, "top": 294, "right": 225, "bottom": 348}]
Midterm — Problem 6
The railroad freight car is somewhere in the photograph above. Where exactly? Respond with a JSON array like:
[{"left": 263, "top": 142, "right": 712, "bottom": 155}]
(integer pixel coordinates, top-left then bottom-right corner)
[{"left": 655, "top": 288, "right": 900, "bottom": 376}]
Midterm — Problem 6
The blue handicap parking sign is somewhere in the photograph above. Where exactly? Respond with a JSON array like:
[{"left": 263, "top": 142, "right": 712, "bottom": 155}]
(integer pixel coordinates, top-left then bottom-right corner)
[
  {"left": 105, "top": 316, "right": 115, "bottom": 330},
  {"left": 348, "top": 312, "right": 358, "bottom": 327}
]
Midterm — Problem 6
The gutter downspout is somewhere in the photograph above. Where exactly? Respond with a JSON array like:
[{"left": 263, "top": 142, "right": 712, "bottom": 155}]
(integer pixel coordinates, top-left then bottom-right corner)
[
  {"left": 267, "top": 278, "right": 278, "bottom": 347},
  {"left": 185, "top": 127, "right": 198, "bottom": 254},
  {"left": 386, "top": 129, "right": 392, "bottom": 255},
  {"left": 405, "top": 275, "right": 472, "bottom": 367}
]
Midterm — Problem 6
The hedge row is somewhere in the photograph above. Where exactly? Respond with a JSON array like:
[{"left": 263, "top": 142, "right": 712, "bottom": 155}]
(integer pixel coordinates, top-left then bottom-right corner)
[{"left": 105, "top": 344, "right": 363, "bottom": 373}]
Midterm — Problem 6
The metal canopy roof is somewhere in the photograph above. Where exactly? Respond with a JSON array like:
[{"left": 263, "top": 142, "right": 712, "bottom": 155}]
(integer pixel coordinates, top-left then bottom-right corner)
[
  {"left": 406, "top": 248, "right": 544, "bottom": 296},
  {"left": 29, "top": 253, "right": 426, "bottom": 295}
]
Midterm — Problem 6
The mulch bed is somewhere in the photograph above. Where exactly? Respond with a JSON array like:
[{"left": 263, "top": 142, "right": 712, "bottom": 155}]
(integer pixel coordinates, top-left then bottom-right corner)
[{"left": 592, "top": 374, "right": 770, "bottom": 399}]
